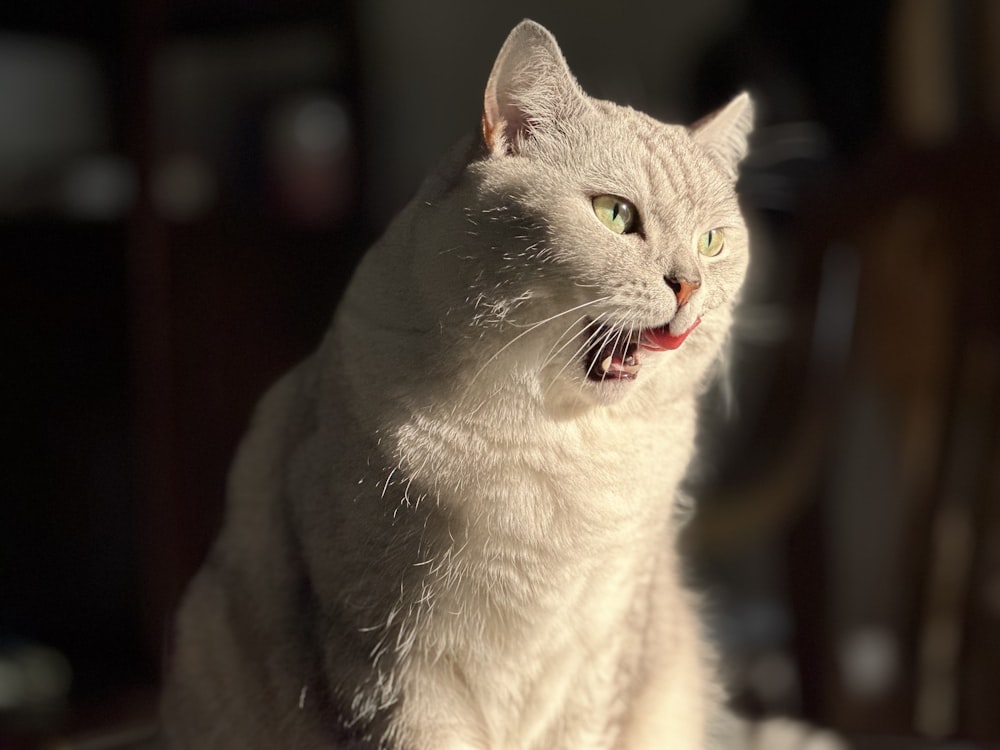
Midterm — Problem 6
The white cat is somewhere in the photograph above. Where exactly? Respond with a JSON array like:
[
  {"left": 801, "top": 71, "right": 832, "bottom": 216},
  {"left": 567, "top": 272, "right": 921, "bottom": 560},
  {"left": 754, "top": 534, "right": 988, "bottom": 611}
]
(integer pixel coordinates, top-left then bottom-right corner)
[{"left": 160, "top": 19, "right": 842, "bottom": 750}]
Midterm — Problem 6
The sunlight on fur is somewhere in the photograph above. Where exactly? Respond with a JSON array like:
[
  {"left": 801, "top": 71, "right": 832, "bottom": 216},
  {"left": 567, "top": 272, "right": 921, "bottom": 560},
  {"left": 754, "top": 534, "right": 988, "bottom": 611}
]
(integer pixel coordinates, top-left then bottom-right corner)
[{"left": 159, "top": 19, "right": 844, "bottom": 750}]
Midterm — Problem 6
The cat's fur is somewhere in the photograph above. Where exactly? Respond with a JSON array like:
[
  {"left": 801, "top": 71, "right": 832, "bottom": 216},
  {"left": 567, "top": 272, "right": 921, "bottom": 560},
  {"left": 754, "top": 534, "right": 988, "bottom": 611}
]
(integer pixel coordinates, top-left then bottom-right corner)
[{"left": 160, "top": 20, "right": 834, "bottom": 750}]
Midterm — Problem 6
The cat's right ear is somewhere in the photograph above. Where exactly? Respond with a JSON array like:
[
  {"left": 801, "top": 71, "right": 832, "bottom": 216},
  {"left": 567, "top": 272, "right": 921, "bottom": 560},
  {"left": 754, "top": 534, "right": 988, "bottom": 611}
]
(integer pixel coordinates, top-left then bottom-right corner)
[
  {"left": 691, "top": 92, "right": 755, "bottom": 178},
  {"left": 481, "top": 20, "right": 586, "bottom": 157}
]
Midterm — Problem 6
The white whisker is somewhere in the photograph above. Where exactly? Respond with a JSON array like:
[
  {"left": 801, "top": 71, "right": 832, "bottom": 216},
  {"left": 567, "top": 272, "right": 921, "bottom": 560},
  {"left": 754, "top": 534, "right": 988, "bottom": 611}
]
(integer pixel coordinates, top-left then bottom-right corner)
[
  {"left": 466, "top": 296, "right": 612, "bottom": 388},
  {"left": 542, "top": 312, "right": 613, "bottom": 395},
  {"left": 538, "top": 313, "right": 595, "bottom": 371}
]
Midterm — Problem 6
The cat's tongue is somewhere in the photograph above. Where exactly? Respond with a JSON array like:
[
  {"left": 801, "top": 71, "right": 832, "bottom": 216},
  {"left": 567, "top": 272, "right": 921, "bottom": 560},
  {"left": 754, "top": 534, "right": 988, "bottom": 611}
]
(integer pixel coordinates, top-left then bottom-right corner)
[{"left": 640, "top": 318, "right": 701, "bottom": 351}]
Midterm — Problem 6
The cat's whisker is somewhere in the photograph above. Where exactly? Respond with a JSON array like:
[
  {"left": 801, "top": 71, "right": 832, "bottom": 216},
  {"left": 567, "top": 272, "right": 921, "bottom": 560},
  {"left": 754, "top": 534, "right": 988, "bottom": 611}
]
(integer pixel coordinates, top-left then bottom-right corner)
[
  {"left": 568, "top": 322, "right": 621, "bottom": 399},
  {"left": 462, "top": 305, "right": 612, "bottom": 417},
  {"left": 466, "top": 296, "right": 611, "bottom": 388},
  {"left": 567, "top": 314, "right": 645, "bottom": 400},
  {"left": 538, "top": 312, "right": 599, "bottom": 371},
  {"left": 542, "top": 312, "right": 613, "bottom": 396},
  {"left": 463, "top": 381, "right": 506, "bottom": 420},
  {"left": 503, "top": 293, "right": 601, "bottom": 330},
  {"left": 542, "top": 321, "right": 607, "bottom": 389}
]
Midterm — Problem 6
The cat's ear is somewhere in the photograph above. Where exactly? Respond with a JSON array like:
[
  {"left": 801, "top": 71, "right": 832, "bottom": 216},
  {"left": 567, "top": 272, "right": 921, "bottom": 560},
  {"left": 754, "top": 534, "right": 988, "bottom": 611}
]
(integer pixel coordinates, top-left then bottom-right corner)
[
  {"left": 691, "top": 92, "right": 755, "bottom": 178},
  {"left": 482, "top": 20, "right": 586, "bottom": 157}
]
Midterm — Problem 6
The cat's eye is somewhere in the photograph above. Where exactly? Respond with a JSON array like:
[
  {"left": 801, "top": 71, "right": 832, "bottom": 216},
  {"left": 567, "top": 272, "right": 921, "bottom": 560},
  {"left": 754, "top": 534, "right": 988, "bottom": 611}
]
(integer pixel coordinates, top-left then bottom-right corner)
[
  {"left": 593, "top": 195, "right": 638, "bottom": 235},
  {"left": 697, "top": 229, "right": 725, "bottom": 257}
]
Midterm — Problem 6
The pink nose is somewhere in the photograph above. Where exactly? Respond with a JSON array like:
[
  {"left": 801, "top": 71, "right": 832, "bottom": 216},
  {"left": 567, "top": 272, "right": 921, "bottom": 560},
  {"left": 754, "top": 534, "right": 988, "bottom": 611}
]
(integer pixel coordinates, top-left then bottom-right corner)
[{"left": 666, "top": 277, "right": 700, "bottom": 307}]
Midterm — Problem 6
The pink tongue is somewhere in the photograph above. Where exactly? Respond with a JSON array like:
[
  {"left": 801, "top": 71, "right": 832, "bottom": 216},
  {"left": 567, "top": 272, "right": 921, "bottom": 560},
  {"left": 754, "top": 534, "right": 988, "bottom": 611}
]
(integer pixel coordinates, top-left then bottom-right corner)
[{"left": 640, "top": 317, "right": 701, "bottom": 351}]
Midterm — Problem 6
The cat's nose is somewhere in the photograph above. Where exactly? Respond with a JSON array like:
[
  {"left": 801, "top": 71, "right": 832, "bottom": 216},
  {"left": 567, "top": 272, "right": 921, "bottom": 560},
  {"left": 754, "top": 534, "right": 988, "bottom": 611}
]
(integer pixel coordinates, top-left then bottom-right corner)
[{"left": 664, "top": 277, "right": 700, "bottom": 307}]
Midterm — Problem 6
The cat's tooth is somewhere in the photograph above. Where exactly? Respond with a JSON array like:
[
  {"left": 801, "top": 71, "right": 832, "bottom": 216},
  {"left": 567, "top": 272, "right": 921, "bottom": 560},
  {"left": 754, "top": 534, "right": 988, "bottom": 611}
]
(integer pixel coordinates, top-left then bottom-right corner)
[
  {"left": 621, "top": 348, "right": 640, "bottom": 375},
  {"left": 600, "top": 355, "right": 613, "bottom": 374}
]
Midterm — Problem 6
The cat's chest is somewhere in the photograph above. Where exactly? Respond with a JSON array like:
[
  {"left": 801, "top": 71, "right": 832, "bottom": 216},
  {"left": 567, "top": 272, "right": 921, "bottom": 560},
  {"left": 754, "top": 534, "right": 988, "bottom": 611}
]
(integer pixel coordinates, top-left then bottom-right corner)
[
  {"left": 396, "top": 394, "right": 697, "bottom": 517},
  {"left": 403, "top": 531, "right": 657, "bottom": 750}
]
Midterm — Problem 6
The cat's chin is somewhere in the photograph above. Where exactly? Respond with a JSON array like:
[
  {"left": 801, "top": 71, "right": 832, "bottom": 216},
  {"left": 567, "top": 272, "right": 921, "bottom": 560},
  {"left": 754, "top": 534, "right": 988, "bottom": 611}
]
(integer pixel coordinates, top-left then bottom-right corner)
[{"left": 579, "top": 376, "right": 640, "bottom": 407}]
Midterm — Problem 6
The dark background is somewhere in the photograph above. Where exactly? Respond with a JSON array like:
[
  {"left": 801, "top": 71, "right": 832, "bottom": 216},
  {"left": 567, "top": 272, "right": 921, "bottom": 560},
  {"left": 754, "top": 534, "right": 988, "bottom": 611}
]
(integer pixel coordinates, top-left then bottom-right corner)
[{"left": 1, "top": 1, "right": 998, "bottom": 748}]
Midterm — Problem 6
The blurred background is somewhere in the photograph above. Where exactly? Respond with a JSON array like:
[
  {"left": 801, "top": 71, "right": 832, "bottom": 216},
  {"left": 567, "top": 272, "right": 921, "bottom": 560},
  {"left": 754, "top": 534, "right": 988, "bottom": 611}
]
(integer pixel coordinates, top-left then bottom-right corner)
[{"left": 1, "top": 0, "right": 997, "bottom": 748}]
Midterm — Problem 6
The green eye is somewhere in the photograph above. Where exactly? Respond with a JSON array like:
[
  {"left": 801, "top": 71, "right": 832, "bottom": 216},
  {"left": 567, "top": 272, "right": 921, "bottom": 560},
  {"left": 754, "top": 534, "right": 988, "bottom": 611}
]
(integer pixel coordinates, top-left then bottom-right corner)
[
  {"left": 593, "top": 195, "right": 638, "bottom": 234},
  {"left": 697, "top": 228, "right": 725, "bottom": 257}
]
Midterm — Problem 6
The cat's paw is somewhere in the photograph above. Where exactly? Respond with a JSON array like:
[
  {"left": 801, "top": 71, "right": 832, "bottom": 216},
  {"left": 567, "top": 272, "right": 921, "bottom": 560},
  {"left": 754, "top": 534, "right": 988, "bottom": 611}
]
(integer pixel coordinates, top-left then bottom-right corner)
[{"left": 746, "top": 717, "right": 847, "bottom": 750}]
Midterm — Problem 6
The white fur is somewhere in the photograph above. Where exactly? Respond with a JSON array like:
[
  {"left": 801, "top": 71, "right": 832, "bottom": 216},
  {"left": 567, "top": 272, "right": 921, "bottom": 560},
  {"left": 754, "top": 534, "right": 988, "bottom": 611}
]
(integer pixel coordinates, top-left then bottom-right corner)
[{"left": 159, "top": 20, "right": 782, "bottom": 750}]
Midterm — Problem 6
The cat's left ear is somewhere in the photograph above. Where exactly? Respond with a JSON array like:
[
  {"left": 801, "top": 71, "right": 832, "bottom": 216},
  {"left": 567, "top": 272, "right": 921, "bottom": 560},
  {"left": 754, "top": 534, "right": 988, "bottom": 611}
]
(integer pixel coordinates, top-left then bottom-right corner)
[
  {"left": 691, "top": 92, "right": 755, "bottom": 178},
  {"left": 482, "top": 20, "right": 588, "bottom": 157}
]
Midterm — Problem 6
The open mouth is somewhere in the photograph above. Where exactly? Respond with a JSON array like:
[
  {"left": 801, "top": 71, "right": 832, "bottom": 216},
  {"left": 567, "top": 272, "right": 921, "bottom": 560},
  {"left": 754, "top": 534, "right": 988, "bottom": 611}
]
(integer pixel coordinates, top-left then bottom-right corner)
[{"left": 583, "top": 318, "right": 701, "bottom": 381}]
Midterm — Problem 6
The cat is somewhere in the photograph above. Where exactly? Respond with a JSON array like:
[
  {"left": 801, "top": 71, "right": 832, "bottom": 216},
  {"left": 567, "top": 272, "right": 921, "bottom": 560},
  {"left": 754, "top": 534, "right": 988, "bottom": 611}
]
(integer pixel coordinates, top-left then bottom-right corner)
[{"left": 160, "top": 19, "right": 842, "bottom": 750}]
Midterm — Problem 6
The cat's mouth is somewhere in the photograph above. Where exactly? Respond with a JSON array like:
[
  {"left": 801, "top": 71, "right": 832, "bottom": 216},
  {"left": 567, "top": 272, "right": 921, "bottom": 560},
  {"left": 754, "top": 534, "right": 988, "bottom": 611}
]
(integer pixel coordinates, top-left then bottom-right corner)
[{"left": 583, "top": 319, "right": 701, "bottom": 381}]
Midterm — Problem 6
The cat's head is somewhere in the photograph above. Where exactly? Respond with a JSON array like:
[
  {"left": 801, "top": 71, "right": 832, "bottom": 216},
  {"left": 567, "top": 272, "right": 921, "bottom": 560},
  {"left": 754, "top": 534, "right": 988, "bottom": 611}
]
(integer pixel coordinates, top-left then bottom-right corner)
[{"left": 411, "top": 20, "right": 754, "bottom": 410}]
